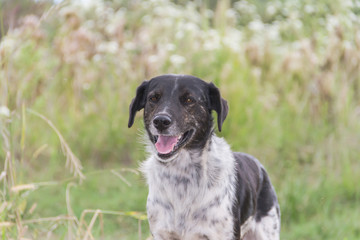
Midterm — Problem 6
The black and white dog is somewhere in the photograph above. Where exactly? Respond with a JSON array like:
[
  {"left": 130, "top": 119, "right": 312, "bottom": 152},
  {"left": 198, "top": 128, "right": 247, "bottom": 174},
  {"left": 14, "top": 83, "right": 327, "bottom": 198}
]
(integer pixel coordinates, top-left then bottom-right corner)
[{"left": 128, "top": 74, "right": 280, "bottom": 240}]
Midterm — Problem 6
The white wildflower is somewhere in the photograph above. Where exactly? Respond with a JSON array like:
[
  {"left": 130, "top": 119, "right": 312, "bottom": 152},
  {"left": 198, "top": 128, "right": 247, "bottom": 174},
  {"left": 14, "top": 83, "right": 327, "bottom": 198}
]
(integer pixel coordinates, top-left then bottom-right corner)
[
  {"left": 204, "top": 9, "right": 214, "bottom": 18},
  {"left": 166, "top": 43, "right": 176, "bottom": 51},
  {"left": 304, "top": 4, "right": 315, "bottom": 14},
  {"left": 266, "top": 5, "right": 277, "bottom": 16},
  {"left": 342, "top": 0, "right": 354, "bottom": 7},
  {"left": 184, "top": 22, "right": 199, "bottom": 32},
  {"left": 266, "top": 23, "right": 280, "bottom": 41},
  {"left": 223, "top": 29, "right": 242, "bottom": 52},
  {"left": 97, "top": 41, "right": 119, "bottom": 54},
  {"left": 170, "top": 54, "right": 186, "bottom": 66},
  {"left": 0, "top": 171, "right": 6, "bottom": 182},
  {"left": 148, "top": 55, "right": 160, "bottom": 64},
  {"left": 124, "top": 42, "right": 136, "bottom": 51},
  {"left": 142, "top": 15, "right": 152, "bottom": 24},
  {"left": 326, "top": 15, "right": 339, "bottom": 32},
  {"left": 154, "top": 5, "right": 181, "bottom": 18},
  {"left": 203, "top": 29, "right": 221, "bottom": 51},
  {"left": 0, "top": 37, "right": 16, "bottom": 53},
  {"left": 0, "top": 106, "right": 10, "bottom": 118},
  {"left": 226, "top": 9, "right": 237, "bottom": 19},
  {"left": 248, "top": 19, "right": 264, "bottom": 32},
  {"left": 92, "top": 54, "right": 102, "bottom": 62},
  {"left": 74, "top": 0, "right": 105, "bottom": 10},
  {"left": 175, "top": 30, "right": 185, "bottom": 39},
  {"left": 349, "top": 12, "right": 358, "bottom": 22},
  {"left": 343, "top": 40, "right": 352, "bottom": 50},
  {"left": 293, "top": 19, "right": 303, "bottom": 30},
  {"left": 234, "top": 0, "right": 256, "bottom": 14},
  {"left": 252, "top": 67, "right": 262, "bottom": 80}
]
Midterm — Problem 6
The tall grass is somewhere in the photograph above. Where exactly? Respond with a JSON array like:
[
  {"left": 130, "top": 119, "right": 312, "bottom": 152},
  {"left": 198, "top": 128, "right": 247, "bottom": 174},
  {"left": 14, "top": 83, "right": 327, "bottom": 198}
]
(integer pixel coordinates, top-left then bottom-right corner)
[{"left": 1, "top": 0, "right": 360, "bottom": 239}]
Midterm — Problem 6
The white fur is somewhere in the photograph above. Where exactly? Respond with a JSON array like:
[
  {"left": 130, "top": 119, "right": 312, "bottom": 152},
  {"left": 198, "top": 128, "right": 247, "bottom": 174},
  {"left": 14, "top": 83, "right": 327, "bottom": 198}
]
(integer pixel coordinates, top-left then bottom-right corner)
[
  {"left": 141, "top": 136, "right": 237, "bottom": 240},
  {"left": 256, "top": 206, "right": 280, "bottom": 240},
  {"left": 141, "top": 134, "right": 280, "bottom": 240},
  {"left": 242, "top": 206, "right": 280, "bottom": 240},
  {"left": 240, "top": 216, "right": 256, "bottom": 239}
]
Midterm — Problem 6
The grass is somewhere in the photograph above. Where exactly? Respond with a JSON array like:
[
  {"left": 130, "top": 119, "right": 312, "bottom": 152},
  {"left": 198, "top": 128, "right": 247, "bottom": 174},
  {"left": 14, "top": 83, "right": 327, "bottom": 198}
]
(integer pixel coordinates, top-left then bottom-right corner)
[
  {"left": 25, "top": 169, "right": 149, "bottom": 239},
  {"left": 1, "top": 0, "right": 360, "bottom": 239}
]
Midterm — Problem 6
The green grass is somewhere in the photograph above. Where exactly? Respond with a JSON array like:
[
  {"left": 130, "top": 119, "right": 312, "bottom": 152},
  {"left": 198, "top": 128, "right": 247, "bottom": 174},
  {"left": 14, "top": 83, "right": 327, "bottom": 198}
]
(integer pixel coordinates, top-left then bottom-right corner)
[
  {"left": 25, "top": 169, "right": 150, "bottom": 239},
  {"left": 1, "top": 0, "right": 360, "bottom": 239}
]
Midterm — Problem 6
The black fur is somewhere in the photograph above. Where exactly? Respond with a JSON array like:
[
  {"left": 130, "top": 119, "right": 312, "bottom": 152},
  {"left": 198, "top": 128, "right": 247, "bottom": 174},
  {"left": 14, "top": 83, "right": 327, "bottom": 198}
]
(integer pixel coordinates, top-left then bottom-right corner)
[
  {"left": 128, "top": 74, "right": 228, "bottom": 155},
  {"left": 232, "top": 152, "right": 279, "bottom": 239},
  {"left": 128, "top": 74, "right": 280, "bottom": 239}
]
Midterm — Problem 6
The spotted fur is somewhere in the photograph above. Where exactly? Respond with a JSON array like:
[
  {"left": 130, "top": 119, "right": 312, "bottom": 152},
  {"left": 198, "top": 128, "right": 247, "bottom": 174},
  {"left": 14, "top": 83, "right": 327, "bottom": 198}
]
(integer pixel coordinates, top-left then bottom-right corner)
[{"left": 128, "top": 74, "right": 280, "bottom": 239}]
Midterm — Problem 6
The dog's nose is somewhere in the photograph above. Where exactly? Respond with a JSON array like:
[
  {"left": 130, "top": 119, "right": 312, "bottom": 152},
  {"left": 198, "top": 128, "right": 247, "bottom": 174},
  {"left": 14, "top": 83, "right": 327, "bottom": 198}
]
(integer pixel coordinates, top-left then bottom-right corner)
[{"left": 153, "top": 115, "right": 172, "bottom": 130}]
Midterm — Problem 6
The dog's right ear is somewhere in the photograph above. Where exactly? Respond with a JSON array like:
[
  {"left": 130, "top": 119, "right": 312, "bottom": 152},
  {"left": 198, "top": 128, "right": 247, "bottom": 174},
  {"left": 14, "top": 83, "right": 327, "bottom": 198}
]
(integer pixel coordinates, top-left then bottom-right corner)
[
  {"left": 208, "top": 82, "right": 228, "bottom": 132},
  {"left": 128, "top": 81, "right": 149, "bottom": 128}
]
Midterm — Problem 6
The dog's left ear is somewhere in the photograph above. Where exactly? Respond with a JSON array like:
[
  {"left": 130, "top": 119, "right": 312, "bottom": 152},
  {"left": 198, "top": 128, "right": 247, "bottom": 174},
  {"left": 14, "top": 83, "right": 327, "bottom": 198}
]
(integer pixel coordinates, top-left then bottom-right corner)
[
  {"left": 128, "top": 81, "right": 149, "bottom": 128},
  {"left": 208, "top": 82, "right": 228, "bottom": 132}
]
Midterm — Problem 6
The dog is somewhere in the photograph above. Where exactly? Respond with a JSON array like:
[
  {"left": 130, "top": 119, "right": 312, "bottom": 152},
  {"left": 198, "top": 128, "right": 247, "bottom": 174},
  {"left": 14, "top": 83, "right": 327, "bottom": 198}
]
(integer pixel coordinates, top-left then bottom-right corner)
[{"left": 128, "top": 74, "right": 280, "bottom": 240}]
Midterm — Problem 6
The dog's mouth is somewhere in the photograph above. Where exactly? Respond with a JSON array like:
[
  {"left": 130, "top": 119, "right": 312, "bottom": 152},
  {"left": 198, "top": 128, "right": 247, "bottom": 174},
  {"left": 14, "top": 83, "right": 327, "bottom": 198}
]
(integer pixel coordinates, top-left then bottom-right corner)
[{"left": 153, "top": 129, "right": 194, "bottom": 159}]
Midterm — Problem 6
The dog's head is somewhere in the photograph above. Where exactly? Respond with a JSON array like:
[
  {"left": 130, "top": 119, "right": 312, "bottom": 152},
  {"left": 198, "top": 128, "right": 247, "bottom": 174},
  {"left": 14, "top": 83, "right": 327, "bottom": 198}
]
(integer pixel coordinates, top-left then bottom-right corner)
[{"left": 128, "top": 74, "right": 228, "bottom": 162}]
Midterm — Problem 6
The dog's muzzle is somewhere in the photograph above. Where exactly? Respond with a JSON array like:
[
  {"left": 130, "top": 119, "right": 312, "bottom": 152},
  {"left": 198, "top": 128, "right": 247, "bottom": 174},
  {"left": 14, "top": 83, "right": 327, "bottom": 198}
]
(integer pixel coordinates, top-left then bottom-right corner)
[{"left": 150, "top": 114, "right": 195, "bottom": 161}]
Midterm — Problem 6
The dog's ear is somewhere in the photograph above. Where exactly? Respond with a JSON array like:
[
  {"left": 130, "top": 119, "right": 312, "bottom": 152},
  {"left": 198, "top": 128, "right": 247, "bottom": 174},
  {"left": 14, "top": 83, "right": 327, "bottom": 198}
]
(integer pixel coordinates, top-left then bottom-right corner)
[
  {"left": 208, "top": 82, "right": 228, "bottom": 132},
  {"left": 128, "top": 81, "right": 149, "bottom": 128}
]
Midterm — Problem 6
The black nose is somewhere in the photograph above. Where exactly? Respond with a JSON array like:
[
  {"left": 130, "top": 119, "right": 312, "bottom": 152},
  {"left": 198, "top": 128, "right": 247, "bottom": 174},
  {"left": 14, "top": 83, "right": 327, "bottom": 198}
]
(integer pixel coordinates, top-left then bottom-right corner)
[{"left": 153, "top": 115, "right": 172, "bottom": 130}]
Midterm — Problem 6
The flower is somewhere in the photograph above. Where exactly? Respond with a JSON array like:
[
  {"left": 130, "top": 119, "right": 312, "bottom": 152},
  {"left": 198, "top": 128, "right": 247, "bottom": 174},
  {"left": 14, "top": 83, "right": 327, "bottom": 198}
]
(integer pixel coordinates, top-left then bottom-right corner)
[
  {"left": 170, "top": 54, "right": 186, "bottom": 66},
  {"left": 248, "top": 19, "right": 264, "bottom": 32},
  {"left": 0, "top": 106, "right": 10, "bottom": 118}
]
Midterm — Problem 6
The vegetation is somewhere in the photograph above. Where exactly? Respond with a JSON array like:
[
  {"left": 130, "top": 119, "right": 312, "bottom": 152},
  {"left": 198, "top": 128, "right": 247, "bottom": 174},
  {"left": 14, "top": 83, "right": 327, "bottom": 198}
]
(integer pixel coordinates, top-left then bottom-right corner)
[{"left": 1, "top": 0, "right": 360, "bottom": 239}]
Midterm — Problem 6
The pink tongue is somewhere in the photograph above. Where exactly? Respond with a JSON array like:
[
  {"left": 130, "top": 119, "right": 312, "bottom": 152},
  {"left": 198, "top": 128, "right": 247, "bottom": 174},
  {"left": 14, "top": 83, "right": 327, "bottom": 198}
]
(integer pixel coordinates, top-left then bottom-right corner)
[{"left": 155, "top": 136, "right": 178, "bottom": 154}]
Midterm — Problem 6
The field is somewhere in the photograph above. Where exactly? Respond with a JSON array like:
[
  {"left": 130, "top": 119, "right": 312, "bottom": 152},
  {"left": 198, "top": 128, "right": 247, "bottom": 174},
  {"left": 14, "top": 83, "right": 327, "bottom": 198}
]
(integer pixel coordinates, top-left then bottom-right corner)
[{"left": 1, "top": 0, "right": 360, "bottom": 239}]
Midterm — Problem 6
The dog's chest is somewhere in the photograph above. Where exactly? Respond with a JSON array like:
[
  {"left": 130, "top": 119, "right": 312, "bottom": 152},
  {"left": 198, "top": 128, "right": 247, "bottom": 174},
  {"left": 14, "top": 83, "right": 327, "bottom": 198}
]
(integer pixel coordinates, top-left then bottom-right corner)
[{"left": 143, "top": 149, "right": 236, "bottom": 239}]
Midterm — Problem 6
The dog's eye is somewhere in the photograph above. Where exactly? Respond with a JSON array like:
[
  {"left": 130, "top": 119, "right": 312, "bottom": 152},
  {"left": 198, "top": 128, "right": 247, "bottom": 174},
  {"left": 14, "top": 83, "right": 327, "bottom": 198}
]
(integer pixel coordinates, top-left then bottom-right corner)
[
  {"left": 182, "top": 96, "right": 194, "bottom": 105},
  {"left": 149, "top": 94, "right": 160, "bottom": 103}
]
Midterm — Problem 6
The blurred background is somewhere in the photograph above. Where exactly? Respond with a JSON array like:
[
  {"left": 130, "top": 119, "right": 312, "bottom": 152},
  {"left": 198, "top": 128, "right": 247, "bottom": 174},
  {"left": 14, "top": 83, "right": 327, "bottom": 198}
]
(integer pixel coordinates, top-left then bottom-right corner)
[{"left": 1, "top": 0, "right": 360, "bottom": 239}]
